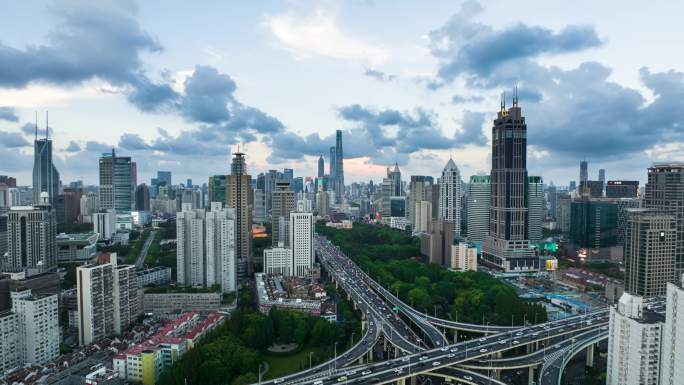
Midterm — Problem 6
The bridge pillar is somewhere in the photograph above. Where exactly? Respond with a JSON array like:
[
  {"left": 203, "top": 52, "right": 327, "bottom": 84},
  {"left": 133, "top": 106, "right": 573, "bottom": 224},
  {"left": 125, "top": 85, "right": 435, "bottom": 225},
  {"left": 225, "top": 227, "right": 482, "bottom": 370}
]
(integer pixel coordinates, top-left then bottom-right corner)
[
  {"left": 586, "top": 344, "right": 595, "bottom": 368},
  {"left": 453, "top": 329, "right": 458, "bottom": 343},
  {"left": 347, "top": 292, "right": 351, "bottom": 301},
  {"left": 410, "top": 375, "right": 417, "bottom": 385},
  {"left": 528, "top": 365, "right": 535, "bottom": 385},
  {"left": 361, "top": 320, "right": 367, "bottom": 332},
  {"left": 368, "top": 349, "right": 373, "bottom": 363},
  {"left": 396, "top": 378, "right": 405, "bottom": 385},
  {"left": 394, "top": 346, "right": 400, "bottom": 358}
]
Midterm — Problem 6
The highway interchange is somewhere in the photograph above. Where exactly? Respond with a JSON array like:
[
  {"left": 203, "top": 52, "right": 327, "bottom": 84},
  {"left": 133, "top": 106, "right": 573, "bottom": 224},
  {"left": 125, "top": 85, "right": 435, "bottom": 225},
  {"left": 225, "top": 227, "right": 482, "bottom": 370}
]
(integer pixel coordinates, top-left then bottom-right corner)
[{"left": 259, "top": 236, "right": 614, "bottom": 385}]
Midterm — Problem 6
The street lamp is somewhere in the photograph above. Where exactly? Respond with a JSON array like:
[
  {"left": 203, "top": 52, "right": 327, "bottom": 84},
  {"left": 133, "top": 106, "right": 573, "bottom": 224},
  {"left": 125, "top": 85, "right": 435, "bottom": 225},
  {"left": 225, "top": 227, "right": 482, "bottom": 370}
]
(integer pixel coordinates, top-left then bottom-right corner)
[
  {"left": 309, "top": 351, "right": 313, "bottom": 369},
  {"left": 351, "top": 332, "right": 355, "bottom": 348},
  {"left": 258, "top": 363, "right": 262, "bottom": 385}
]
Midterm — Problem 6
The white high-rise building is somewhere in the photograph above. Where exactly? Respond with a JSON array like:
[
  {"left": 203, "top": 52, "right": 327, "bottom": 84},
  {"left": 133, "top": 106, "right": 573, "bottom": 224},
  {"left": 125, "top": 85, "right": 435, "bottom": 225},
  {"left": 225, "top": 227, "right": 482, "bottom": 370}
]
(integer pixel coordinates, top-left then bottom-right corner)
[
  {"left": 77, "top": 253, "right": 137, "bottom": 346},
  {"left": 438, "top": 158, "right": 462, "bottom": 236},
  {"left": 466, "top": 175, "right": 490, "bottom": 245},
  {"left": 413, "top": 201, "right": 432, "bottom": 234},
  {"left": 205, "top": 202, "right": 236, "bottom": 293},
  {"left": 607, "top": 293, "right": 664, "bottom": 385},
  {"left": 0, "top": 311, "right": 19, "bottom": 374},
  {"left": 93, "top": 209, "right": 117, "bottom": 241},
  {"left": 176, "top": 203, "right": 236, "bottom": 292},
  {"left": 11, "top": 289, "right": 59, "bottom": 365},
  {"left": 177, "top": 205, "right": 206, "bottom": 287},
  {"left": 290, "top": 210, "right": 314, "bottom": 277},
  {"left": 5, "top": 195, "right": 57, "bottom": 275},
  {"left": 661, "top": 275, "right": 684, "bottom": 385},
  {"left": 264, "top": 244, "right": 291, "bottom": 276},
  {"left": 450, "top": 243, "right": 477, "bottom": 272}
]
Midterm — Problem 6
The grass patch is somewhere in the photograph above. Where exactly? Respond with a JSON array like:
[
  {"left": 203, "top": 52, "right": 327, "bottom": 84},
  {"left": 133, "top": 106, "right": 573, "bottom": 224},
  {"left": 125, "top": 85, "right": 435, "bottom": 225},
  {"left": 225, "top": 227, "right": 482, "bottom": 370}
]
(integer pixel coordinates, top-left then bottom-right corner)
[{"left": 263, "top": 345, "right": 331, "bottom": 380}]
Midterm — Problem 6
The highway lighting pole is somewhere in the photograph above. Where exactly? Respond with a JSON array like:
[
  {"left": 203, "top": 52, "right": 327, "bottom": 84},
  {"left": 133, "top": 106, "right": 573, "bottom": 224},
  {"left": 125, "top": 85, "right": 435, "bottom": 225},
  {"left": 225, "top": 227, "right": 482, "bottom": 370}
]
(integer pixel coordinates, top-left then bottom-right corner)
[
  {"left": 309, "top": 351, "right": 313, "bottom": 369},
  {"left": 351, "top": 332, "right": 355, "bottom": 348},
  {"left": 334, "top": 342, "right": 339, "bottom": 371},
  {"left": 258, "top": 364, "right": 262, "bottom": 385}
]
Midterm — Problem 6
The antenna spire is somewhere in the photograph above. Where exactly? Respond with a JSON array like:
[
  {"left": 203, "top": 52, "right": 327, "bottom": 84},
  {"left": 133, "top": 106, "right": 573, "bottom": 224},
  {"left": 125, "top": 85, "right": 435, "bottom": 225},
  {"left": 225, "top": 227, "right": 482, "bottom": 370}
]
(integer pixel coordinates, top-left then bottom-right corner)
[
  {"left": 513, "top": 85, "right": 519, "bottom": 107},
  {"left": 500, "top": 91, "right": 506, "bottom": 112},
  {"left": 45, "top": 111, "right": 49, "bottom": 139},
  {"left": 35, "top": 111, "right": 38, "bottom": 140}
]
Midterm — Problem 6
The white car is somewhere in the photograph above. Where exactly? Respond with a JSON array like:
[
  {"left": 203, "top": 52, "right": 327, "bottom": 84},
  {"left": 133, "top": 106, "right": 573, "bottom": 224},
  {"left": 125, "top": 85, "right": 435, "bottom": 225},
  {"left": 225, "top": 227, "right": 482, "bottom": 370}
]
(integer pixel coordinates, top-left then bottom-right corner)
[
  {"left": 513, "top": 340, "right": 520, "bottom": 345},
  {"left": 441, "top": 347, "right": 449, "bottom": 352},
  {"left": 362, "top": 370, "right": 372, "bottom": 375},
  {"left": 432, "top": 361, "right": 441, "bottom": 366},
  {"left": 479, "top": 348, "right": 488, "bottom": 353},
  {"left": 419, "top": 356, "right": 428, "bottom": 361},
  {"left": 450, "top": 348, "right": 459, "bottom": 353}
]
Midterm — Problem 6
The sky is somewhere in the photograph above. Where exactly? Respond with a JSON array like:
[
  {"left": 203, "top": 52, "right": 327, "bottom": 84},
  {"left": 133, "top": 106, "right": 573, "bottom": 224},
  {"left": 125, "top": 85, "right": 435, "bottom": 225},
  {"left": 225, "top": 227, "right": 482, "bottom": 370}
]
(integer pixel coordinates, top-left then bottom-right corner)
[{"left": 1, "top": 0, "right": 683, "bottom": 187}]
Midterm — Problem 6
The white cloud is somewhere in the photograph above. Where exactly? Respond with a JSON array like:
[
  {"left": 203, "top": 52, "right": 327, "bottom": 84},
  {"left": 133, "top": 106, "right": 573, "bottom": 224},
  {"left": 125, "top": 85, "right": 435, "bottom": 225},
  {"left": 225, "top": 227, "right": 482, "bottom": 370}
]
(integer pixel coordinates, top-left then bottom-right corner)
[{"left": 263, "top": 9, "right": 388, "bottom": 66}]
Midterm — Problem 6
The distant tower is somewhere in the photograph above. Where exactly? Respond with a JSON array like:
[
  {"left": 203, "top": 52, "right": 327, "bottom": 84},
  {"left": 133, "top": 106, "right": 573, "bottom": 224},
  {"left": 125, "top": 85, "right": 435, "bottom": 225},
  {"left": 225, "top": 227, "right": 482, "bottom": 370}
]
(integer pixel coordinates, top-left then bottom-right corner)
[
  {"left": 317, "top": 155, "right": 325, "bottom": 178},
  {"left": 335, "top": 130, "right": 344, "bottom": 202},
  {"left": 580, "top": 160, "right": 588, "bottom": 183},
  {"left": 32, "top": 112, "right": 60, "bottom": 208},
  {"left": 438, "top": 158, "right": 462, "bottom": 236}
]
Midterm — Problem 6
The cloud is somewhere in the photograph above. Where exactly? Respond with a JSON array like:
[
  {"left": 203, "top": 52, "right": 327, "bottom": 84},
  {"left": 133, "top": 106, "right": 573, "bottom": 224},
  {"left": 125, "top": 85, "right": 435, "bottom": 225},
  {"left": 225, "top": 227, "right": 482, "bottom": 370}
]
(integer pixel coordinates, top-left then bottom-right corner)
[
  {"left": 264, "top": 9, "right": 388, "bottom": 66},
  {"left": 0, "top": 1, "right": 176, "bottom": 111},
  {"left": 428, "top": 0, "right": 601, "bottom": 86},
  {"left": 0, "top": 107, "right": 18, "bottom": 122},
  {"left": 269, "top": 104, "right": 456, "bottom": 165},
  {"left": 85, "top": 141, "right": 112, "bottom": 153},
  {"left": 180, "top": 65, "right": 236, "bottom": 123},
  {"left": 363, "top": 67, "right": 396, "bottom": 82},
  {"left": 455, "top": 110, "right": 487, "bottom": 147},
  {"left": 64, "top": 140, "right": 81, "bottom": 152},
  {"left": 0, "top": 130, "right": 30, "bottom": 148},
  {"left": 451, "top": 94, "right": 484, "bottom": 104}
]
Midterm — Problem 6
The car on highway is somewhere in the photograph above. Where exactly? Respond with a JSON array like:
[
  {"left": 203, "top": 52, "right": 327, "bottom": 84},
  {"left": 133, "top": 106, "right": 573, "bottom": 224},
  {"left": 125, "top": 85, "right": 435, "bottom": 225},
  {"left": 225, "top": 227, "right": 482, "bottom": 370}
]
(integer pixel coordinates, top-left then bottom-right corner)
[
  {"left": 513, "top": 340, "right": 520, "bottom": 345},
  {"left": 479, "top": 348, "right": 488, "bottom": 353},
  {"left": 463, "top": 375, "right": 473, "bottom": 381},
  {"left": 450, "top": 348, "right": 459, "bottom": 352},
  {"left": 432, "top": 361, "right": 441, "bottom": 366},
  {"left": 362, "top": 370, "right": 372, "bottom": 375},
  {"left": 441, "top": 347, "right": 449, "bottom": 351},
  {"left": 419, "top": 356, "right": 428, "bottom": 361},
  {"left": 337, "top": 376, "right": 348, "bottom": 382},
  {"left": 273, "top": 379, "right": 284, "bottom": 384}
]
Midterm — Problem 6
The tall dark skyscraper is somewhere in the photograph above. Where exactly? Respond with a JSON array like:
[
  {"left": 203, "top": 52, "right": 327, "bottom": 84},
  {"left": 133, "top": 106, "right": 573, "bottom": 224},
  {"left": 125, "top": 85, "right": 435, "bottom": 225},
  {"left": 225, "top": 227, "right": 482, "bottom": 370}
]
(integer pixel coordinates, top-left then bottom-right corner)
[
  {"left": 580, "top": 160, "right": 588, "bottom": 183},
  {"left": 482, "top": 95, "right": 537, "bottom": 272},
  {"left": 227, "top": 150, "right": 252, "bottom": 279},
  {"left": 317, "top": 155, "right": 324, "bottom": 178},
  {"left": 334, "top": 130, "right": 344, "bottom": 202},
  {"left": 32, "top": 117, "right": 60, "bottom": 208},
  {"left": 644, "top": 163, "right": 684, "bottom": 279}
]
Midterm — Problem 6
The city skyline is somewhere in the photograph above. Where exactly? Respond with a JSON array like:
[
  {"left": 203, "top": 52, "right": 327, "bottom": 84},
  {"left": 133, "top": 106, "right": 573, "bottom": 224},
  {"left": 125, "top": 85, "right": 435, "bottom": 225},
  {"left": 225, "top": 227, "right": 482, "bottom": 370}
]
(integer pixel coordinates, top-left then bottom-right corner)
[{"left": 1, "top": 1, "right": 684, "bottom": 186}]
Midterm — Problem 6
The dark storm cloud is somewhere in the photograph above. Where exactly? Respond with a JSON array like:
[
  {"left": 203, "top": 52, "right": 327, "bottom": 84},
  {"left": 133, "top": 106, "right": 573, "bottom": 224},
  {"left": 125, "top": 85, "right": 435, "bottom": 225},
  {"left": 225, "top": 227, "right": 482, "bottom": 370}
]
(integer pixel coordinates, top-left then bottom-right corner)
[
  {"left": 180, "top": 65, "right": 236, "bottom": 123},
  {"left": 0, "top": 1, "right": 176, "bottom": 111},
  {"left": 428, "top": 0, "right": 601, "bottom": 86}
]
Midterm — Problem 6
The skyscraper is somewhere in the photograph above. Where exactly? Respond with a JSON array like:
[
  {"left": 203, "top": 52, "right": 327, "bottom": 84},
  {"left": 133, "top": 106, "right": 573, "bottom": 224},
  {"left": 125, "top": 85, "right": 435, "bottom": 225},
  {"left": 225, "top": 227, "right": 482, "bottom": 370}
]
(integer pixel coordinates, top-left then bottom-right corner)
[
  {"left": 317, "top": 155, "right": 325, "bottom": 178},
  {"left": 271, "top": 181, "right": 295, "bottom": 247},
  {"left": 77, "top": 253, "right": 137, "bottom": 346},
  {"left": 598, "top": 168, "right": 606, "bottom": 189},
  {"left": 290, "top": 207, "right": 313, "bottom": 277},
  {"left": 134, "top": 184, "right": 150, "bottom": 211},
  {"left": 482, "top": 96, "right": 537, "bottom": 272},
  {"left": 389, "top": 163, "right": 402, "bottom": 197},
  {"left": 607, "top": 293, "right": 664, "bottom": 385},
  {"left": 438, "top": 158, "right": 462, "bottom": 236},
  {"left": 644, "top": 163, "right": 684, "bottom": 279},
  {"left": 32, "top": 119, "right": 60, "bottom": 208},
  {"left": 527, "top": 176, "right": 544, "bottom": 243},
  {"left": 624, "top": 208, "right": 676, "bottom": 297},
  {"left": 227, "top": 150, "right": 252, "bottom": 279},
  {"left": 661, "top": 275, "right": 684, "bottom": 385},
  {"left": 334, "top": 130, "right": 344, "bottom": 202},
  {"left": 11, "top": 289, "right": 59, "bottom": 365},
  {"left": 408, "top": 176, "right": 433, "bottom": 228},
  {"left": 5, "top": 193, "right": 57, "bottom": 275},
  {"left": 580, "top": 160, "right": 588, "bottom": 183},
  {"left": 466, "top": 175, "right": 490, "bottom": 245},
  {"left": 99, "top": 149, "right": 133, "bottom": 213},
  {"left": 156, "top": 171, "right": 172, "bottom": 186}
]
